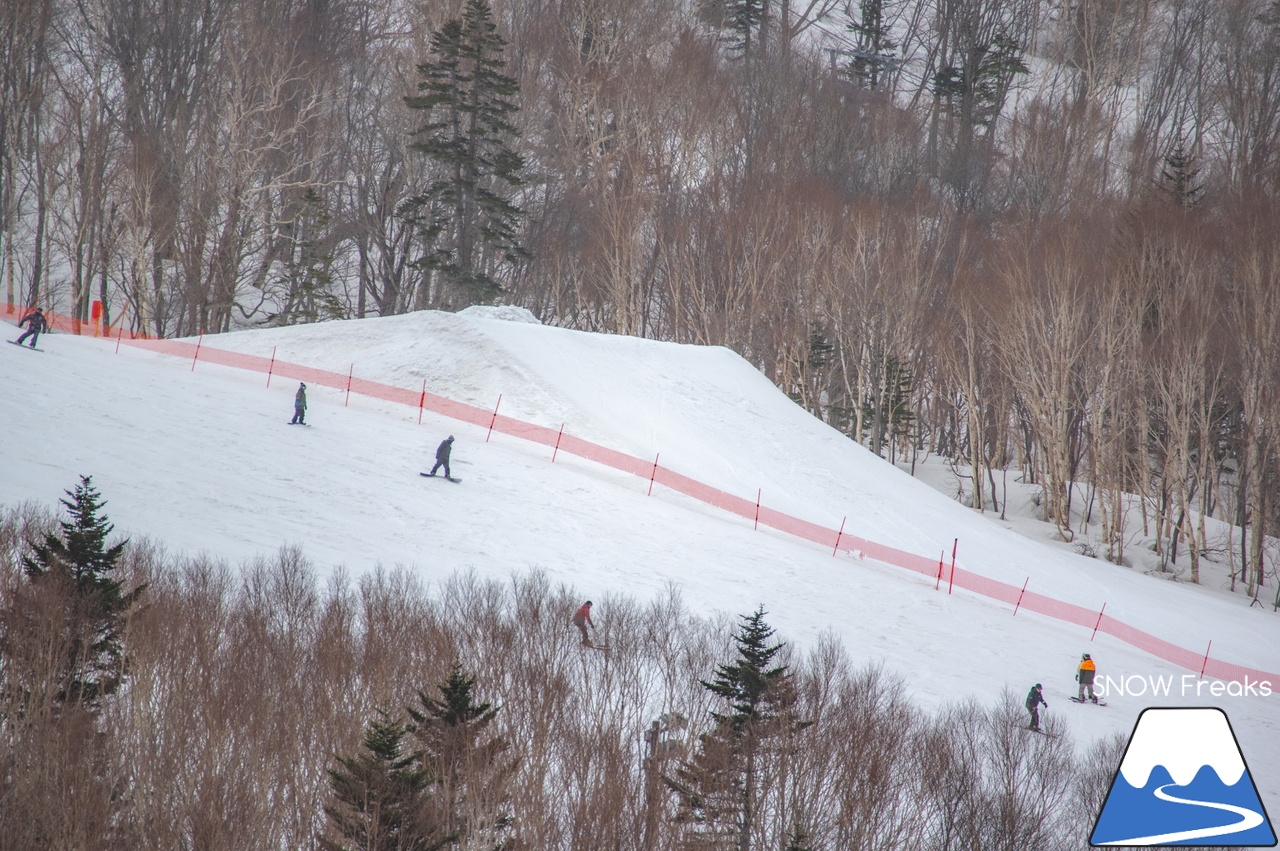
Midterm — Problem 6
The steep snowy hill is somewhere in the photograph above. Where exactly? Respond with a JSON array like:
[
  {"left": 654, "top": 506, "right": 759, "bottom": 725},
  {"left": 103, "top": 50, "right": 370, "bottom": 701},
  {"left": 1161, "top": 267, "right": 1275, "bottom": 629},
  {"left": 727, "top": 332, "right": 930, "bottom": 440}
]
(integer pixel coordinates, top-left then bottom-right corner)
[{"left": 2, "top": 308, "right": 1277, "bottom": 805}]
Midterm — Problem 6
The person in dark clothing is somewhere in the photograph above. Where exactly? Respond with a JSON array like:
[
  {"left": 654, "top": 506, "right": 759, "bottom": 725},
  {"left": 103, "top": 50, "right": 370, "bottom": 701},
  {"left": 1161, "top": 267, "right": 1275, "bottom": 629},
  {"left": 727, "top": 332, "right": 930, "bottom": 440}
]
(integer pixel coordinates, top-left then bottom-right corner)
[
  {"left": 1026, "top": 683, "right": 1048, "bottom": 730},
  {"left": 15, "top": 307, "right": 47, "bottom": 348},
  {"left": 428, "top": 435, "right": 455, "bottom": 478},
  {"left": 291, "top": 383, "right": 307, "bottom": 424}
]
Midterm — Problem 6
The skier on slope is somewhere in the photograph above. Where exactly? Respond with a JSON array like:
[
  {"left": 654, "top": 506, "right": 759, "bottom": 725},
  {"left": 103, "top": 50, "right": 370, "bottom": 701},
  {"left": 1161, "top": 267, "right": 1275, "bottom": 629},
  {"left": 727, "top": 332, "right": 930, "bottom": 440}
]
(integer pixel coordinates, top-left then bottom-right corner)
[
  {"left": 1026, "top": 683, "right": 1048, "bottom": 730},
  {"left": 14, "top": 307, "right": 47, "bottom": 348},
  {"left": 1077, "top": 653, "right": 1098, "bottom": 703},
  {"left": 427, "top": 435, "right": 455, "bottom": 478},
  {"left": 291, "top": 382, "right": 307, "bottom": 424},
  {"left": 571, "top": 600, "right": 595, "bottom": 647}
]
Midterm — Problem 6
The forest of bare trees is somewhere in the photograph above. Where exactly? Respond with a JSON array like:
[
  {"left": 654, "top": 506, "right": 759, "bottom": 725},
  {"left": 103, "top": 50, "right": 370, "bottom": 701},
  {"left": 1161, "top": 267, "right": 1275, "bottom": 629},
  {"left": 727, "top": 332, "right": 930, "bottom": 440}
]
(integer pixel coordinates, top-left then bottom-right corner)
[
  {"left": 1, "top": 500, "right": 1142, "bottom": 850},
  {"left": 3, "top": 0, "right": 1279, "bottom": 592}
]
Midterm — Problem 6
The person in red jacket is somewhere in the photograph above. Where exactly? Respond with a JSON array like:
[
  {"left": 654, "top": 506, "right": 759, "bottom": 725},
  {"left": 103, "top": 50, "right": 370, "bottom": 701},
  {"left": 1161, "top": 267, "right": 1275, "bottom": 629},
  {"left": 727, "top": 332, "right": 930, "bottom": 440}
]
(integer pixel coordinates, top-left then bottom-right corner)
[{"left": 571, "top": 600, "right": 594, "bottom": 646}]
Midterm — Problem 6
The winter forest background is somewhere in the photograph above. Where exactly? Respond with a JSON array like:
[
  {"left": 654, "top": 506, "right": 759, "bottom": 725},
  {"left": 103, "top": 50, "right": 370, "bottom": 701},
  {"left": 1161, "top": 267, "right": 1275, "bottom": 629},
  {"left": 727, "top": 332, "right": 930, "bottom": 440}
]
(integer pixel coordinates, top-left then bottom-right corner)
[
  {"left": 5, "top": 1, "right": 1280, "bottom": 847},
  {"left": 4, "top": 0, "right": 1280, "bottom": 589}
]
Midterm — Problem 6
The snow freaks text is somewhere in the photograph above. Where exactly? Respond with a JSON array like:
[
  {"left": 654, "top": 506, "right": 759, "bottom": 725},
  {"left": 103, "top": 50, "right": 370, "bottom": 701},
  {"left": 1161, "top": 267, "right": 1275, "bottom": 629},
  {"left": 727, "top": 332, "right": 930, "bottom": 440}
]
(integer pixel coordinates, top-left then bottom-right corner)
[{"left": 1096, "top": 675, "right": 1273, "bottom": 699}]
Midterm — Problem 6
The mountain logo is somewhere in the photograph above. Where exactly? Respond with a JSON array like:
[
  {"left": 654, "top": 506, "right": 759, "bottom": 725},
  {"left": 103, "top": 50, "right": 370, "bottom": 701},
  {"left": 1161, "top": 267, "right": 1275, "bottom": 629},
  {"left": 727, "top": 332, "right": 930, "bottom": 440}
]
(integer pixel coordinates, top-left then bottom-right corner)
[{"left": 1090, "top": 707, "right": 1276, "bottom": 847}]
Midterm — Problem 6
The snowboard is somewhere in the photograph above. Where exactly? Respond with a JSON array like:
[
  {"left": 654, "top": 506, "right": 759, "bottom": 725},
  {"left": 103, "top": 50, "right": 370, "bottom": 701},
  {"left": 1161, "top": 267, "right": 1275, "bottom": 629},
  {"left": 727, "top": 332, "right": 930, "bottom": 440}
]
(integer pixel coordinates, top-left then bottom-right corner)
[
  {"left": 1069, "top": 696, "right": 1107, "bottom": 706},
  {"left": 8, "top": 340, "right": 42, "bottom": 352},
  {"left": 287, "top": 421, "right": 312, "bottom": 427},
  {"left": 421, "top": 472, "right": 461, "bottom": 483}
]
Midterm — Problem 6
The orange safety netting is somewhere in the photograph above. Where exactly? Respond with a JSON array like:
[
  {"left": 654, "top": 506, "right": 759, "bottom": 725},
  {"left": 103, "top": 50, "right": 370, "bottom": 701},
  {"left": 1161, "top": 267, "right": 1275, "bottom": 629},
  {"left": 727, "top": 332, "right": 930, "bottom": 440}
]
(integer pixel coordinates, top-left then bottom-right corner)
[{"left": 7, "top": 303, "right": 1277, "bottom": 686}]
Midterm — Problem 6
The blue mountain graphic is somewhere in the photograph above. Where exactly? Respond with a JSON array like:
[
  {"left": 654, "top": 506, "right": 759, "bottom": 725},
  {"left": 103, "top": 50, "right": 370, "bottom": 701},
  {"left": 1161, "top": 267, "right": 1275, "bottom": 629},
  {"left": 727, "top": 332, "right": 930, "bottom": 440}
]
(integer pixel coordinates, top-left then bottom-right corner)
[{"left": 1091, "top": 764, "right": 1276, "bottom": 846}]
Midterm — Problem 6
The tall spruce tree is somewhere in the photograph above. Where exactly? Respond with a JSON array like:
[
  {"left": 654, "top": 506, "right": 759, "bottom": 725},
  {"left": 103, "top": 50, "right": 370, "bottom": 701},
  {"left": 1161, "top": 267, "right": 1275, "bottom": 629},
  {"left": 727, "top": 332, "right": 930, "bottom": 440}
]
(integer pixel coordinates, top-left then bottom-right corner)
[
  {"left": 19, "top": 475, "right": 143, "bottom": 710},
  {"left": 403, "top": 0, "right": 526, "bottom": 308},
  {"left": 847, "top": 0, "right": 897, "bottom": 90},
  {"left": 666, "top": 608, "right": 800, "bottom": 851},
  {"left": 320, "top": 707, "right": 437, "bottom": 851},
  {"left": 408, "top": 661, "right": 516, "bottom": 848}
]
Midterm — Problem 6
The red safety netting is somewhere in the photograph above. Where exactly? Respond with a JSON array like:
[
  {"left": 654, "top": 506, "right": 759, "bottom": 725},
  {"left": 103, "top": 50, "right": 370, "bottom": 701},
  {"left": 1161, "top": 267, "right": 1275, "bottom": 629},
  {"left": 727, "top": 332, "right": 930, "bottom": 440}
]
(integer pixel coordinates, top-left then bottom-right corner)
[{"left": 9, "top": 303, "right": 1278, "bottom": 686}]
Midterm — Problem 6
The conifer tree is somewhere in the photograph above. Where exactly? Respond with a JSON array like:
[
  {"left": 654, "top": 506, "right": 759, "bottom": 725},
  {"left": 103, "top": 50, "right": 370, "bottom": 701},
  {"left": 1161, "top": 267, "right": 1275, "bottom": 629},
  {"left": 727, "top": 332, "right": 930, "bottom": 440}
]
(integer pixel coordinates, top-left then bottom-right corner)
[
  {"left": 20, "top": 475, "right": 143, "bottom": 710},
  {"left": 1159, "top": 140, "right": 1203, "bottom": 207},
  {"left": 666, "top": 608, "right": 800, "bottom": 851},
  {"left": 846, "top": 0, "right": 897, "bottom": 90},
  {"left": 408, "top": 660, "right": 516, "bottom": 848},
  {"left": 403, "top": 0, "right": 526, "bottom": 308},
  {"left": 320, "top": 707, "right": 436, "bottom": 851}
]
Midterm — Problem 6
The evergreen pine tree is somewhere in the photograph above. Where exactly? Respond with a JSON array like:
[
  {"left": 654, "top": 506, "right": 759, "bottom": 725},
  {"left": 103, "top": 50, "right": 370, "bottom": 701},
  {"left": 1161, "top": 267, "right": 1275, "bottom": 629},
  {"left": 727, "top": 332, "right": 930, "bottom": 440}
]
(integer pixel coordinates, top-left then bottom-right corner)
[
  {"left": 666, "top": 608, "right": 800, "bottom": 851},
  {"left": 20, "top": 475, "right": 143, "bottom": 710},
  {"left": 723, "top": 0, "right": 767, "bottom": 58},
  {"left": 931, "top": 30, "right": 1029, "bottom": 130},
  {"left": 403, "top": 0, "right": 527, "bottom": 308},
  {"left": 862, "top": 353, "right": 915, "bottom": 460},
  {"left": 1159, "top": 140, "right": 1203, "bottom": 207},
  {"left": 320, "top": 707, "right": 437, "bottom": 851},
  {"left": 846, "top": 0, "right": 897, "bottom": 90},
  {"left": 268, "top": 187, "right": 343, "bottom": 325},
  {"left": 408, "top": 661, "right": 516, "bottom": 848}
]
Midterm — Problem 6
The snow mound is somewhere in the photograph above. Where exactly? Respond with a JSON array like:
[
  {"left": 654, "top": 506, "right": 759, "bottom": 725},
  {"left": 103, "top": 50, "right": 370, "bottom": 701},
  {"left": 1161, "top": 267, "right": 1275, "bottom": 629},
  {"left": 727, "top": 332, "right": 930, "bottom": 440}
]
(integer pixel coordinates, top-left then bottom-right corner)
[{"left": 459, "top": 304, "right": 542, "bottom": 324}]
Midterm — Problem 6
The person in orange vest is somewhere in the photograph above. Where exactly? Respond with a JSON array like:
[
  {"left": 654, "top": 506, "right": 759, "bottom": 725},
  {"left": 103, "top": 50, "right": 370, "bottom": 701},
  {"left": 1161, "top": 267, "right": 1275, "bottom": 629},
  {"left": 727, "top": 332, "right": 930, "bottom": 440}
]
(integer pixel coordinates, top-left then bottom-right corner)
[
  {"left": 1077, "top": 653, "right": 1098, "bottom": 702},
  {"left": 571, "top": 600, "right": 595, "bottom": 646}
]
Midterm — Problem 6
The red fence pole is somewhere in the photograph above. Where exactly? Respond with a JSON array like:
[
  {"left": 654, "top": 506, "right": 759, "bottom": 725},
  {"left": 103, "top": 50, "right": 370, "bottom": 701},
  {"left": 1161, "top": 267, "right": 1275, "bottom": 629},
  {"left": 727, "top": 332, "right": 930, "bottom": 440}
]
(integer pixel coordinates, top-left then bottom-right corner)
[
  {"left": 345, "top": 364, "right": 354, "bottom": 406},
  {"left": 1091, "top": 603, "right": 1107, "bottom": 641},
  {"left": 1013, "top": 577, "right": 1029, "bottom": 615},
  {"left": 832, "top": 517, "right": 847, "bottom": 556},
  {"left": 486, "top": 395, "right": 502, "bottom": 442},
  {"left": 1199, "top": 641, "right": 1213, "bottom": 679},
  {"left": 115, "top": 322, "right": 124, "bottom": 354},
  {"left": 754, "top": 489, "right": 761, "bottom": 531},
  {"left": 552, "top": 424, "right": 565, "bottom": 462},
  {"left": 191, "top": 332, "right": 204, "bottom": 371},
  {"left": 417, "top": 380, "right": 427, "bottom": 425},
  {"left": 647, "top": 453, "right": 660, "bottom": 496},
  {"left": 936, "top": 552, "right": 944, "bottom": 590},
  {"left": 266, "top": 346, "right": 277, "bottom": 387},
  {"left": 948, "top": 538, "right": 958, "bottom": 594}
]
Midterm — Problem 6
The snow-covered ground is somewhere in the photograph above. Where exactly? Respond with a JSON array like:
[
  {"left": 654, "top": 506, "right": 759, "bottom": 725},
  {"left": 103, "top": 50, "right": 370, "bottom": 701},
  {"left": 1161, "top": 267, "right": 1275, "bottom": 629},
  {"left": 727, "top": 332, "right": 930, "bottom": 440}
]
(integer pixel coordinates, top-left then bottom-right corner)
[{"left": 3, "top": 308, "right": 1277, "bottom": 807}]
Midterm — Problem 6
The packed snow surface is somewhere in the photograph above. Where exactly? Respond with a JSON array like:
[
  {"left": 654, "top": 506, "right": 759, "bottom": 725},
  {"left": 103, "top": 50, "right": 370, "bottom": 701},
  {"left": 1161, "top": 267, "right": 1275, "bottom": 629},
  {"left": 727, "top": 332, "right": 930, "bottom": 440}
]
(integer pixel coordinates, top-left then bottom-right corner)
[{"left": 2, "top": 309, "right": 1278, "bottom": 804}]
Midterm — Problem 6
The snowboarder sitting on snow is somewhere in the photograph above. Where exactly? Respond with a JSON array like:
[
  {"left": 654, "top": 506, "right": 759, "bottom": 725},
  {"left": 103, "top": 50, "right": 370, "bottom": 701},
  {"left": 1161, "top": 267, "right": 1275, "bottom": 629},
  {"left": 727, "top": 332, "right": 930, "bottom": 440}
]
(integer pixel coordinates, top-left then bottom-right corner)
[
  {"left": 291, "top": 382, "right": 307, "bottom": 424},
  {"left": 1077, "top": 653, "right": 1098, "bottom": 702},
  {"left": 571, "top": 600, "right": 595, "bottom": 647},
  {"left": 14, "top": 307, "right": 47, "bottom": 348},
  {"left": 1026, "top": 683, "right": 1047, "bottom": 730},
  {"left": 427, "top": 435, "right": 455, "bottom": 478}
]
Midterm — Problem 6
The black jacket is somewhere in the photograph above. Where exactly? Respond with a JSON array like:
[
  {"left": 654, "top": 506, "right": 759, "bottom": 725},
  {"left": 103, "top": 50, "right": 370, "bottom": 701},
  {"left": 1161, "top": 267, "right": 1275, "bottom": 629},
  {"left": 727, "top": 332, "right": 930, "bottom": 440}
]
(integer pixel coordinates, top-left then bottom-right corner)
[
  {"left": 436, "top": 438, "right": 454, "bottom": 462},
  {"left": 20, "top": 310, "right": 46, "bottom": 332}
]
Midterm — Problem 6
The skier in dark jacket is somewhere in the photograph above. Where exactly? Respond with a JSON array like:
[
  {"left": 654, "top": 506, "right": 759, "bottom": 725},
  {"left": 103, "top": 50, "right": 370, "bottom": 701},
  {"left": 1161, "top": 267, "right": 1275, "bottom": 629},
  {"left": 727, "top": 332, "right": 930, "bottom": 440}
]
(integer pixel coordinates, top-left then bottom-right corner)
[
  {"left": 428, "top": 436, "right": 455, "bottom": 478},
  {"left": 1026, "top": 683, "right": 1048, "bottom": 730},
  {"left": 291, "top": 383, "right": 307, "bottom": 424},
  {"left": 14, "top": 307, "right": 47, "bottom": 348}
]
